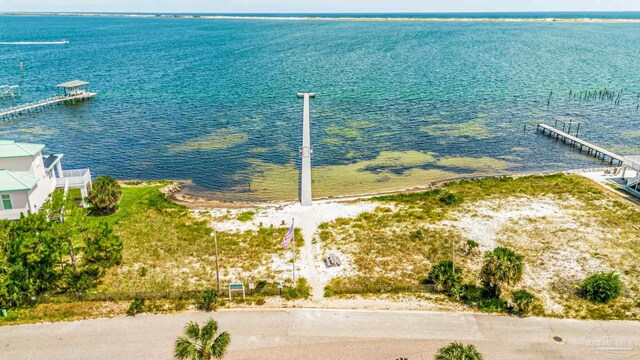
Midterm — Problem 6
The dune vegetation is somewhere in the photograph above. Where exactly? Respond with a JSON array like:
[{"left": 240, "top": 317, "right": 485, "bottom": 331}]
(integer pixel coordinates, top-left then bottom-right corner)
[{"left": 319, "top": 174, "right": 640, "bottom": 320}]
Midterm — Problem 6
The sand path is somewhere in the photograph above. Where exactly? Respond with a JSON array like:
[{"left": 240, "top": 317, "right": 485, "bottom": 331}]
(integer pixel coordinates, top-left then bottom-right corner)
[{"left": 209, "top": 200, "right": 379, "bottom": 301}]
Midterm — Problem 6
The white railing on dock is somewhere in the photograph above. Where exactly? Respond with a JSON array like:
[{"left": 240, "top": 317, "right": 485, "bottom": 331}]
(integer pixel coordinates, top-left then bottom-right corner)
[
  {"left": 624, "top": 156, "right": 640, "bottom": 172},
  {"left": 0, "top": 92, "right": 96, "bottom": 120},
  {"left": 55, "top": 169, "right": 92, "bottom": 189},
  {"left": 537, "top": 123, "right": 624, "bottom": 165}
]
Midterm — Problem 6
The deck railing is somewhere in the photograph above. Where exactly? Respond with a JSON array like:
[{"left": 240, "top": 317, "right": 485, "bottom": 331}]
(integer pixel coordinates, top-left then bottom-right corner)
[
  {"left": 55, "top": 169, "right": 92, "bottom": 188},
  {"left": 0, "top": 208, "right": 27, "bottom": 220},
  {"left": 624, "top": 157, "right": 640, "bottom": 172}
]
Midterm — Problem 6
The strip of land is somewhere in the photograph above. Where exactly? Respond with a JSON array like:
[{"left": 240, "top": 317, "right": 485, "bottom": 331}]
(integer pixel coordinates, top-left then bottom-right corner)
[
  {"left": 3, "top": 12, "right": 640, "bottom": 23},
  {"left": 2, "top": 171, "right": 639, "bottom": 327}
]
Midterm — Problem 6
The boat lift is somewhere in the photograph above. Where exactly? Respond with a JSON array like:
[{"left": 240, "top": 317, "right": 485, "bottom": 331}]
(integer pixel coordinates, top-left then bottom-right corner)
[{"left": 0, "top": 85, "right": 21, "bottom": 99}]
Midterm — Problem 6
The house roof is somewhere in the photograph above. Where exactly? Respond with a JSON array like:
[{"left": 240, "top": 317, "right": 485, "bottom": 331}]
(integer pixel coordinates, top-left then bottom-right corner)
[
  {"left": 57, "top": 80, "right": 89, "bottom": 88},
  {"left": 0, "top": 140, "right": 45, "bottom": 158},
  {"left": 0, "top": 170, "right": 38, "bottom": 192}
]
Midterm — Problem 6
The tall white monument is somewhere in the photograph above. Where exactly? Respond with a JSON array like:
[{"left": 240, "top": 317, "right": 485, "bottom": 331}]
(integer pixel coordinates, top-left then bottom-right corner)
[{"left": 297, "top": 92, "right": 315, "bottom": 206}]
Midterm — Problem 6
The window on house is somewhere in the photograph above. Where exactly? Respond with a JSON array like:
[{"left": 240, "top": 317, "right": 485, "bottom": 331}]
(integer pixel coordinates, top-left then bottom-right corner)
[{"left": 1, "top": 194, "right": 12, "bottom": 210}]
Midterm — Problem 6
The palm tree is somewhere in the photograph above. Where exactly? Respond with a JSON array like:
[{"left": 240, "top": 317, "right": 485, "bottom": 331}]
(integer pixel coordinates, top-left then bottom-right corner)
[
  {"left": 175, "top": 318, "right": 231, "bottom": 360},
  {"left": 435, "top": 342, "right": 483, "bottom": 360},
  {"left": 87, "top": 176, "right": 122, "bottom": 214},
  {"left": 480, "top": 247, "right": 523, "bottom": 294}
]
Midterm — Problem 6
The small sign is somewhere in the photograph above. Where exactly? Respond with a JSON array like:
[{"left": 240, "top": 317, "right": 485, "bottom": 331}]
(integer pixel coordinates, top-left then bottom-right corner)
[
  {"left": 249, "top": 283, "right": 255, "bottom": 290},
  {"left": 228, "top": 283, "right": 245, "bottom": 301}
]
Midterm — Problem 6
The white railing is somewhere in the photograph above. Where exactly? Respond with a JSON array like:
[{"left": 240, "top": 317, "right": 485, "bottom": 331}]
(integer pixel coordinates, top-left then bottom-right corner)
[
  {"left": 628, "top": 176, "right": 640, "bottom": 189},
  {"left": 55, "top": 169, "right": 91, "bottom": 189},
  {"left": 0, "top": 208, "right": 28, "bottom": 220},
  {"left": 624, "top": 157, "right": 640, "bottom": 172}
]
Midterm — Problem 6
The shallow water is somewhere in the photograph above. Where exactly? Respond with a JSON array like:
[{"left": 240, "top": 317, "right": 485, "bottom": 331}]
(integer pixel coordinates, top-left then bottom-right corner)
[{"left": 0, "top": 15, "right": 639, "bottom": 201}]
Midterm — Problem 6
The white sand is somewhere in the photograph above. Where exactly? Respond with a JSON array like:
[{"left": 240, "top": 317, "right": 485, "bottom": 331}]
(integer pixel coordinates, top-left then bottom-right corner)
[
  {"left": 206, "top": 199, "right": 381, "bottom": 300},
  {"left": 441, "top": 197, "right": 567, "bottom": 251},
  {"left": 442, "top": 195, "right": 615, "bottom": 314}
]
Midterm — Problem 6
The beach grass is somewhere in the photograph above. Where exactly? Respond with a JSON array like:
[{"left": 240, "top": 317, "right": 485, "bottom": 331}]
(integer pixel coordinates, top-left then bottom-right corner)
[
  {"left": 320, "top": 174, "right": 640, "bottom": 320},
  {"left": 96, "top": 184, "right": 302, "bottom": 293}
]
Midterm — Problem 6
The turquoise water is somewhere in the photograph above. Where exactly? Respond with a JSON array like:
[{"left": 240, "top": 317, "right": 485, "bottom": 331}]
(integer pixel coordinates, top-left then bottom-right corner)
[{"left": 1, "top": 15, "right": 639, "bottom": 201}]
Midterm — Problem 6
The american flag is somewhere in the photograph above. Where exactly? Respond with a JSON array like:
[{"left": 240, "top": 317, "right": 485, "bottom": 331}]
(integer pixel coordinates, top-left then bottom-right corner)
[{"left": 282, "top": 222, "right": 294, "bottom": 249}]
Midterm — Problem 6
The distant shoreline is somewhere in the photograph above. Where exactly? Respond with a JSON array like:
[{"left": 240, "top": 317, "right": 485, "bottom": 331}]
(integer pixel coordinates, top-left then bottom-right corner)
[{"left": 2, "top": 12, "right": 640, "bottom": 23}]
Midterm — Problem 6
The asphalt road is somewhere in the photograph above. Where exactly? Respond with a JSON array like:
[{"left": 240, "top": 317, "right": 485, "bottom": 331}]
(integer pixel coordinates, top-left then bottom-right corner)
[{"left": 1, "top": 309, "right": 639, "bottom": 359}]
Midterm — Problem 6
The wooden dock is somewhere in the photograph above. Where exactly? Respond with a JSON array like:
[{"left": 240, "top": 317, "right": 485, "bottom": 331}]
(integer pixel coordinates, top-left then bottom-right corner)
[
  {"left": 0, "top": 92, "right": 96, "bottom": 121},
  {"left": 1, "top": 80, "right": 96, "bottom": 121},
  {"left": 537, "top": 123, "right": 624, "bottom": 165}
]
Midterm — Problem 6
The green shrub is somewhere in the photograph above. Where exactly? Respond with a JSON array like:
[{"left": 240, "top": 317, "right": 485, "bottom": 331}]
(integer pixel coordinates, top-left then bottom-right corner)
[
  {"left": 127, "top": 298, "right": 145, "bottom": 316},
  {"left": 511, "top": 289, "right": 537, "bottom": 315},
  {"left": 199, "top": 290, "right": 219, "bottom": 311},
  {"left": 283, "top": 278, "right": 311, "bottom": 300},
  {"left": 237, "top": 211, "right": 255, "bottom": 222},
  {"left": 428, "top": 260, "right": 462, "bottom": 296},
  {"left": 435, "top": 342, "right": 483, "bottom": 360},
  {"left": 138, "top": 266, "right": 148, "bottom": 277},
  {"left": 254, "top": 297, "right": 266, "bottom": 306},
  {"left": 580, "top": 272, "right": 622, "bottom": 303},
  {"left": 464, "top": 240, "right": 479, "bottom": 255},
  {"left": 480, "top": 247, "right": 524, "bottom": 293},
  {"left": 439, "top": 192, "right": 463, "bottom": 206},
  {"left": 64, "top": 268, "right": 99, "bottom": 293}
]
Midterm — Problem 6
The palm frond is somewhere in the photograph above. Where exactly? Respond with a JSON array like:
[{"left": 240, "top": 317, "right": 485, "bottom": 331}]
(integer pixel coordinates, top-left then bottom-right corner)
[
  {"left": 210, "top": 332, "right": 231, "bottom": 359},
  {"left": 174, "top": 337, "right": 198, "bottom": 360},
  {"left": 185, "top": 322, "right": 201, "bottom": 341}
]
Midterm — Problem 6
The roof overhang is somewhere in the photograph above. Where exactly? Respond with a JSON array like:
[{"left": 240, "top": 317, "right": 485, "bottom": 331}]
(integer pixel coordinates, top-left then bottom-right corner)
[
  {"left": 0, "top": 140, "right": 45, "bottom": 159},
  {"left": 57, "top": 80, "right": 89, "bottom": 88},
  {"left": 44, "top": 154, "right": 64, "bottom": 170},
  {"left": 0, "top": 170, "right": 38, "bottom": 192}
]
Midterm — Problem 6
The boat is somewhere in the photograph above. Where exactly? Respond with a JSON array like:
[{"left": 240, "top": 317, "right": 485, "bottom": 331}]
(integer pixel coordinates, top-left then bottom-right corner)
[{"left": 0, "top": 40, "right": 70, "bottom": 45}]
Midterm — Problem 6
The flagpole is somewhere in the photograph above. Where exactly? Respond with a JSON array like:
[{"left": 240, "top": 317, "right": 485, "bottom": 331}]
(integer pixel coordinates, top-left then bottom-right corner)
[{"left": 292, "top": 218, "right": 296, "bottom": 287}]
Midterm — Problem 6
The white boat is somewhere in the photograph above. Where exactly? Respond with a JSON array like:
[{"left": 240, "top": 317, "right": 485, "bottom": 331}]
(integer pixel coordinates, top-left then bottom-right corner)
[{"left": 0, "top": 40, "right": 70, "bottom": 45}]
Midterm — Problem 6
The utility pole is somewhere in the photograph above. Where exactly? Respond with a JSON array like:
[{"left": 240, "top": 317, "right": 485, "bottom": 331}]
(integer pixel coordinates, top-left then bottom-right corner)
[
  {"left": 212, "top": 230, "right": 220, "bottom": 294},
  {"left": 297, "top": 92, "right": 315, "bottom": 206},
  {"left": 452, "top": 237, "right": 455, "bottom": 273}
]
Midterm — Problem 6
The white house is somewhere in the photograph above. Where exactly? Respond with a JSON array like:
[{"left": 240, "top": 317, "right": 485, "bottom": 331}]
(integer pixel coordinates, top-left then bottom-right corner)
[{"left": 0, "top": 140, "right": 92, "bottom": 220}]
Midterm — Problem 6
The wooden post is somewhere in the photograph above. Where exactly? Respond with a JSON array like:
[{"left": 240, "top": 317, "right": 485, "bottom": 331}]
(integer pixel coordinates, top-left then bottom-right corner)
[{"left": 213, "top": 231, "right": 220, "bottom": 294}]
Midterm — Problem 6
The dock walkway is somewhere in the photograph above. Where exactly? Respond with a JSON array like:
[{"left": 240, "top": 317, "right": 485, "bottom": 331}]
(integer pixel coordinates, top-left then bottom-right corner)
[
  {"left": 537, "top": 123, "right": 624, "bottom": 165},
  {"left": 0, "top": 92, "right": 96, "bottom": 121}
]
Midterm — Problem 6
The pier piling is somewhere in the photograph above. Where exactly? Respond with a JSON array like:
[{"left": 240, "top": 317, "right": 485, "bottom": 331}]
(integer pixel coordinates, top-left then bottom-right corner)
[{"left": 536, "top": 123, "right": 623, "bottom": 166}]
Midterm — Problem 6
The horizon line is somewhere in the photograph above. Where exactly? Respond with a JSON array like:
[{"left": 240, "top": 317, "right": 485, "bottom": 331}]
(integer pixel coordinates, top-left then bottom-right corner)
[{"left": 3, "top": 10, "right": 640, "bottom": 15}]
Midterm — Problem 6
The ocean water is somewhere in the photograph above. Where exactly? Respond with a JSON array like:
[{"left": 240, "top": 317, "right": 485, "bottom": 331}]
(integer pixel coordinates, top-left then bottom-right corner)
[{"left": 1, "top": 15, "right": 639, "bottom": 201}]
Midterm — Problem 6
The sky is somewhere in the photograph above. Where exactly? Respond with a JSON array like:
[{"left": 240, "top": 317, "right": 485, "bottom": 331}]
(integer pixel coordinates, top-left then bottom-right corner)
[{"left": 1, "top": 0, "right": 640, "bottom": 14}]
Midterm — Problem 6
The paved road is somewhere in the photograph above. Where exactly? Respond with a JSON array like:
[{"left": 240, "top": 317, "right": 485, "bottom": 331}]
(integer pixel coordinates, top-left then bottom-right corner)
[{"left": 1, "top": 309, "right": 639, "bottom": 359}]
